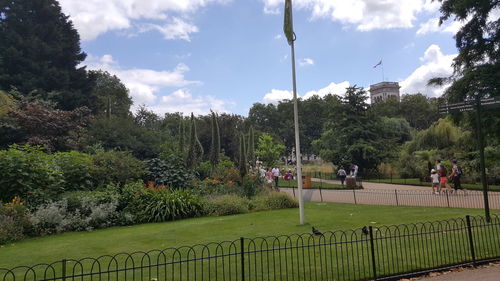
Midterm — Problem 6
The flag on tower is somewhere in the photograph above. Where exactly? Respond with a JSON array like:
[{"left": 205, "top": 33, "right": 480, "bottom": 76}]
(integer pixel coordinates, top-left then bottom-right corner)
[
  {"left": 283, "top": 0, "right": 294, "bottom": 45},
  {"left": 373, "top": 60, "right": 382, "bottom": 68}
]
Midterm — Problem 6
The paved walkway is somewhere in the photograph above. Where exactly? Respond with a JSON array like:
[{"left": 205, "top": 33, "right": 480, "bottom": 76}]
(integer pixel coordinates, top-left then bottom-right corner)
[
  {"left": 278, "top": 178, "right": 500, "bottom": 209},
  {"left": 412, "top": 263, "right": 500, "bottom": 281}
]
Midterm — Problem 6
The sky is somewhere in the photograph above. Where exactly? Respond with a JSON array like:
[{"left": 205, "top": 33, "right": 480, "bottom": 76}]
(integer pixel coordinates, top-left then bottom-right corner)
[{"left": 56, "top": 0, "right": 486, "bottom": 116}]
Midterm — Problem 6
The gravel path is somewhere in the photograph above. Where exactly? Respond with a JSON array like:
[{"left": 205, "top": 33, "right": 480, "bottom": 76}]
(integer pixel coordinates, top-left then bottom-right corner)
[{"left": 279, "top": 178, "right": 500, "bottom": 209}]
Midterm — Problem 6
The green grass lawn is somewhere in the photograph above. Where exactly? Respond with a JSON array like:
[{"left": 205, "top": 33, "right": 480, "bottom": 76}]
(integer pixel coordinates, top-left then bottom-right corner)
[
  {"left": 364, "top": 178, "right": 500, "bottom": 191},
  {"left": 278, "top": 178, "right": 360, "bottom": 189},
  {"left": 0, "top": 202, "right": 490, "bottom": 270}
]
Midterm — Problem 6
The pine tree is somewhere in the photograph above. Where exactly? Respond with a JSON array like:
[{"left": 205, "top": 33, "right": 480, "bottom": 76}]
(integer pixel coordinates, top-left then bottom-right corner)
[
  {"left": 247, "top": 126, "right": 255, "bottom": 169},
  {"left": 186, "top": 113, "right": 197, "bottom": 168},
  {"left": 0, "top": 0, "right": 93, "bottom": 110},
  {"left": 178, "top": 117, "right": 185, "bottom": 157},
  {"left": 209, "top": 111, "right": 220, "bottom": 168},
  {"left": 239, "top": 133, "right": 247, "bottom": 178}
]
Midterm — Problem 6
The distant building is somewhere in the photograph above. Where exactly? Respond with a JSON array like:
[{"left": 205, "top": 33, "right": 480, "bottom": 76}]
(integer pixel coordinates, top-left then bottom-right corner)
[{"left": 369, "top": 82, "right": 400, "bottom": 104}]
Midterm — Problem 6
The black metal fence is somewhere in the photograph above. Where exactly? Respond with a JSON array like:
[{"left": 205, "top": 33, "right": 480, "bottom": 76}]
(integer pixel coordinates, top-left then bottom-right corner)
[
  {"left": 1, "top": 215, "right": 499, "bottom": 281},
  {"left": 282, "top": 188, "right": 500, "bottom": 210}
]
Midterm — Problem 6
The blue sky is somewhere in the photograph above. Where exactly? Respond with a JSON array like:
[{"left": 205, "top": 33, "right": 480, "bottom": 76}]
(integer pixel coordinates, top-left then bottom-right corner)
[{"left": 57, "top": 0, "right": 482, "bottom": 116}]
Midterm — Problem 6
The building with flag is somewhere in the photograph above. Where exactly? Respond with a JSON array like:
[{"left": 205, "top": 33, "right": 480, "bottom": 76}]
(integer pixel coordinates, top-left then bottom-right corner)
[{"left": 369, "top": 82, "right": 400, "bottom": 104}]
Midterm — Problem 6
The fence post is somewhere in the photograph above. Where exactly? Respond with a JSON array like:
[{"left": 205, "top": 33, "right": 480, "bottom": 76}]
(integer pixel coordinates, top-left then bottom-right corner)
[
  {"left": 61, "top": 259, "right": 67, "bottom": 281},
  {"left": 395, "top": 189, "right": 399, "bottom": 206},
  {"left": 369, "top": 226, "right": 377, "bottom": 280},
  {"left": 240, "top": 237, "right": 245, "bottom": 281},
  {"left": 353, "top": 189, "right": 357, "bottom": 204},
  {"left": 445, "top": 192, "right": 450, "bottom": 208},
  {"left": 465, "top": 216, "right": 476, "bottom": 266}
]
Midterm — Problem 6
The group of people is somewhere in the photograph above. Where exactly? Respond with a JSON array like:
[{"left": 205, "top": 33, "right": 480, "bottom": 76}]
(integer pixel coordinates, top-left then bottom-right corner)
[
  {"left": 260, "top": 167, "right": 295, "bottom": 189},
  {"left": 337, "top": 163, "right": 358, "bottom": 186},
  {"left": 431, "top": 159, "right": 467, "bottom": 194}
]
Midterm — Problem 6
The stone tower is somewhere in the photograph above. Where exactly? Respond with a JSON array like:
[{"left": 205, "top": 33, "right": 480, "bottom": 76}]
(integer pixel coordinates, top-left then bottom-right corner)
[{"left": 369, "top": 82, "right": 400, "bottom": 104}]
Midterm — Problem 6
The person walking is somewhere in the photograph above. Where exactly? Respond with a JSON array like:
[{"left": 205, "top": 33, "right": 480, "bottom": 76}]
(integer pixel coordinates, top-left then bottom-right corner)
[
  {"left": 272, "top": 166, "right": 280, "bottom": 189},
  {"left": 337, "top": 167, "right": 347, "bottom": 186},
  {"left": 450, "top": 159, "right": 467, "bottom": 194},
  {"left": 430, "top": 169, "right": 440, "bottom": 194}
]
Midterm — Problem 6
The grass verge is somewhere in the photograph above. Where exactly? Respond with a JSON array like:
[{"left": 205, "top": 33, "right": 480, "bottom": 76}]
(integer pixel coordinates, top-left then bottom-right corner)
[
  {"left": 0, "top": 202, "right": 489, "bottom": 269},
  {"left": 364, "top": 178, "right": 500, "bottom": 191}
]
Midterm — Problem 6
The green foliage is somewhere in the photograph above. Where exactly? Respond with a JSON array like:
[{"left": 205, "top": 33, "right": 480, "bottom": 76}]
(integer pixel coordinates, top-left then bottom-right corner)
[
  {"left": 86, "top": 116, "right": 163, "bottom": 159},
  {"left": 252, "top": 192, "right": 298, "bottom": 211},
  {"left": 239, "top": 173, "right": 262, "bottom": 198},
  {"left": 405, "top": 118, "right": 464, "bottom": 154},
  {"left": 0, "top": 199, "right": 30, "bottom": 244},
  {"left": 186, "top": 113, "right": 203, "bottom": 168},
  {"left": 0, "top": 0, "right": 93, "bottom": 110},
  {"left": 0, "top": 145, "right": 63, "bottom": 203},
  {"left": 4, "top": 100, "right": 92, "bottom": 151},
  {"left": 87, "top": 70, "right": 132, "bottom": 117},
  {"left": 54, "top": 151, "right": 95, "bottom": 191},
  {"left": 247, "top": 126, "right": 255, "bottom": 168},
  {"left": 206, "top": 195, "right": 250, "bottom": 216},
  {"left": 29, "top": 197, "right": 119, "bottom": 235},
  {"left": 239, "top": 133, "right": 248, "bottom": 177},
  {"left": 91, "top": 150, "right": 145, "bottom": 187},
  {"left": 209, "top": 111, "right": 220, "bottom": 168},
  {"left": 133, "top": 189, "right": 204, "bottom": 223},
  {"left": 255, "top": 133, "right": 285, "bottom": 168},
  {"left": 314, "top": 86, "right": 409, "bottom": 171},
  {"left": 144, "top": 157, "right": 193, "bottom": 189}
]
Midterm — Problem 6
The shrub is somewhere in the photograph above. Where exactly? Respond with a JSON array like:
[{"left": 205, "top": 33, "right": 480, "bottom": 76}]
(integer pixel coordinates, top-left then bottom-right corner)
[
  {"left": 252, "top": 192, "right": 298, "bottom": 211},
  {"left": 206, "top": 195, "right": 250, "bottom": 216},
  {"left": 239, "top": 173, "right": 263, "bottom": 198},
  {"left": 144, "top": 157, "right": 193, "bottom": 189},
  {"left": 54, "top": 151, "right": 95, "bottom": 191},
  {"left": 0, "top": 197, "right": 31, "bottom": 244},
  {"left": 29, "top": 196, "right": 119, "bottom": 235},
  {"left": 91, "top": 150, "right": 145, "bottom": 187},
  {"left": 0, "top": 145, "right": 63, "bottom": 204},
  {"left": 192, "top": 178, "right": 240, "bottom": 197},
  {"left": 133, "top": 189, "right": 204, "bottom": 223}
]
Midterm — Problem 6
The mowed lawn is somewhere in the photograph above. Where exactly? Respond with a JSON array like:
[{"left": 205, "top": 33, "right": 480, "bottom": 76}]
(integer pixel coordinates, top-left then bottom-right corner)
[{"left": 0, "top": 202, "right": 489, "bottom": 269}]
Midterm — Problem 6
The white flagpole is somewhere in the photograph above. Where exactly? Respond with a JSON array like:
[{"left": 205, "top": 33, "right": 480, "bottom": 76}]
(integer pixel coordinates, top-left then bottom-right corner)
[{"left": 288, "top": 3, "right": 305, "bottom": 225}]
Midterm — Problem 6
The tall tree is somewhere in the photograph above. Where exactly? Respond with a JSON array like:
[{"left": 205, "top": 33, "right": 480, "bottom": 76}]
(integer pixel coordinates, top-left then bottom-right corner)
[
  {"left": 186, "top": 113, "right": 203, "bottom": 168},
  {"left": 209, "top": 111, "right": 220, "bottom": 168},
  {"left": 433, "top": 0, "right": 499, "bottom": 100},
  {"left": 255, "top": 133, "right": 285, "bottom": 168},
  {"left": 431, "top": 0, "right": 500, "bottom": 140},
  {"left": 247, "top": 126, "right": 255, "bottom": 168},
  {"left": 178, "top": 117, "right": 185, "bottom": 157},
  {"left": 239, "top": 133, "right": 247, "bottom": 178},
  {"left": 0, "top": 0, "right": 93, "bottom": 110},
  {"left": 87, "top": 70, "right": 132, "bottom": 117}
]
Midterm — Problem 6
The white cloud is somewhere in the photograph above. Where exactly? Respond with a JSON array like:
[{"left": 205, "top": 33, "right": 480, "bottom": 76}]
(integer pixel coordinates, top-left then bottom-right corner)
[
  {"left": 274, "top": 34, "right": 282, "bottom": 40},
  {"left": 400, "top": 44, "right": 456, "bottom": 97},
  {"left": 263, "top": 81, "right": 350, "bottom": 104},
  {"left": 299, "top": 58, "right": 314, "bottom": 67},
  {"left": 149, "top": 89, "right": 234, "bottom": 115},
  {"left": 84, "top": 54, "right": 200, "bottom": 106},
  {"left": 59, "top": 0, "right": 228, "bottom": 40},
  {"left": 84, "top": 55, "right": 233, "bottom": 115},
  {"left": 138, "top": 18, "right": 199, "bottom": 41},
  {"left": 262, "top": 0, "right": 436, "bottom": 31},
  {"left": 303, "top": 81, "right": 350, "bottom": 99},
  {"left": 416, "top": 17, "right": 464, "bottom": 35},
  {"left": 263, "top": 89, "right": 293, "bottom": 104}
]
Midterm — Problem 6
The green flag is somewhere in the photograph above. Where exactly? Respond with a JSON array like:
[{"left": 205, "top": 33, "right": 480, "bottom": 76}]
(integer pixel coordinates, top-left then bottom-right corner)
[{"left": 283, "top": 0, "right": 294, "bottom": 45}]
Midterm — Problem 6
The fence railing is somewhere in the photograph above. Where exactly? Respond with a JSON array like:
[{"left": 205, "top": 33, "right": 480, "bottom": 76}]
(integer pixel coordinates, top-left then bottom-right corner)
[
  {"left": 1, "top": 215, "right": 499, "bottom": 281},
  {"left": 281, "top": 188, "right": 500, "bottom": 210}
]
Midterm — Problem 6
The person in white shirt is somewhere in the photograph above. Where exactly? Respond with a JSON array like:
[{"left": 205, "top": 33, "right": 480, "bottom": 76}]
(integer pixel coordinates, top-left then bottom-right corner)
[
  {"left": 272, "top": 167, "right": 280, "bottom": 188},
  {"left": 430, "top": 169, "right": 440, "bottom": 194},
  {"left": 337, "top": 168, "right": 347, "bottom": 186}
]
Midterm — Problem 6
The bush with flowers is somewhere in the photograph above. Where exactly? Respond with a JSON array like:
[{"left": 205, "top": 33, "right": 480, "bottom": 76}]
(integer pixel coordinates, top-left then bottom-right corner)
[{"left": 0, "top": 197, "right": 30, "bottom": 244}]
